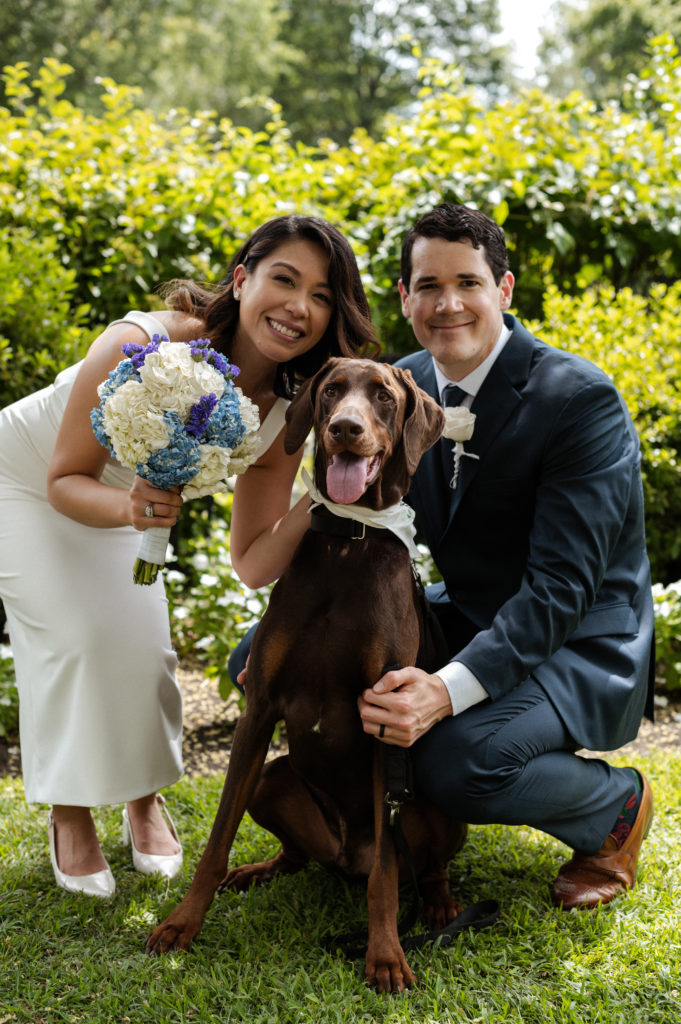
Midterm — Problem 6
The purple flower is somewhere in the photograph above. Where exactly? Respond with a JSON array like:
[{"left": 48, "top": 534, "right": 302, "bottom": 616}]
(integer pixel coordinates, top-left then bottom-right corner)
[
  {"left": 186, "top": 338, "right": 231, "bottom": 378},
  {"left": 121, "top": 333, "right": 167, "bottom": 370},
  {"left": 186, "top": 393, "right": 218, "bottom": 437}
]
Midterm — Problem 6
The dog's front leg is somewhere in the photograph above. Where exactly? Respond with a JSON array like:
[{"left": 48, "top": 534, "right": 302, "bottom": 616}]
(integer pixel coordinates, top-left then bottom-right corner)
[
  {"left": 364, "top": 743, "right": 416, "bottom": 993},
  {"left": 146, "top": 709, "right": 275, "bottom": 954}
]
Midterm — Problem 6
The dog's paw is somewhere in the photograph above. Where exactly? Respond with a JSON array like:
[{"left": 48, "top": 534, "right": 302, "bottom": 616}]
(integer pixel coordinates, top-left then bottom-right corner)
[
  {"left": 365, "top": 946, "right": 416, "bottom": 994},
  {"left": 219, "top": 860, "right": 271, "bottom": 892},
  {"left": 146, "top": 913, "right": 202, "bottom": 955},
  {"left": 424, "top": 895, "right": 464, "bottom": 932},
  {"left": 220, "top": 851, "right": 305, "bottom": 893}
]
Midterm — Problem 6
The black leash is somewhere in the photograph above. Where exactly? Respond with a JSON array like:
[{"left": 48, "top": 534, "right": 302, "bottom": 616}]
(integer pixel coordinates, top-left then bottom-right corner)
[
  {"left": 325, "top": 662, "right": 500, "bottom": 959},
  {"left": 325, "top": 750, "right": 500, "bottom": 959}
]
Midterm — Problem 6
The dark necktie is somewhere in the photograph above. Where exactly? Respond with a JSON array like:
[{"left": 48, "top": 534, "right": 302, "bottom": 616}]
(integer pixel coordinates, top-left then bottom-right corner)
[{"left": 441, "top": 385, "right": 467, "bottom": 486}]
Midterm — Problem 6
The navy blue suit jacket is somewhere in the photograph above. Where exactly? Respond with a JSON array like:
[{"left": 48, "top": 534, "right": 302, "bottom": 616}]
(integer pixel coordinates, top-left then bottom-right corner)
[{"left": 397, "top": 314, "right": 655, "bottom": 751}]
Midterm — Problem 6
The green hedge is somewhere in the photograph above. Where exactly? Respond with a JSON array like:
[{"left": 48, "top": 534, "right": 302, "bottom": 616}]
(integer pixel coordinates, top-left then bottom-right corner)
[
  {"left": 533, "top": 281, "right": 681, "bottom": 586},
  {"left": 1, "top": 37, "right": 679, "bottom": 363},
  {"left": 2, "top": 42, "right": 681, "bottom": 703},
  {"left": 0, "top": 227, "right": 90, "bottom": 406}
]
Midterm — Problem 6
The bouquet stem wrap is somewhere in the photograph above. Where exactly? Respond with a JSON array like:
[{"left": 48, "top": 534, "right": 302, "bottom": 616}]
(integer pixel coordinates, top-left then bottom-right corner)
[
  {"left": 91, "top": 335, "right": 262, "bottom": 585},
  {"left": 134, "top": 526, "right": 172, "bottom": 585}
]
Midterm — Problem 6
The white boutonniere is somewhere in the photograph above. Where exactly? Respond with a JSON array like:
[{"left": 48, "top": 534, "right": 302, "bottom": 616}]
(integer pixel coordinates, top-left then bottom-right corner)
[{"left": 442, "top": 406, "right": 479, "bottom": 490}]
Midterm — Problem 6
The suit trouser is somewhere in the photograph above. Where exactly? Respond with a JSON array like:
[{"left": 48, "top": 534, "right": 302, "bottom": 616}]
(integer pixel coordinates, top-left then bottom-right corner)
[
  {"left": 227, "top": 611, "right": 637, "bottom": 855},
  {"left": 410, "top": 677, "right": 635, "bottom": 855}
]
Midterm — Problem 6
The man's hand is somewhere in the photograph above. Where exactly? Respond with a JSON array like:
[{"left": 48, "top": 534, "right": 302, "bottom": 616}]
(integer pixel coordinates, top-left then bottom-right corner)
[
  {"left": 358, "top": 666, "right": 453, "bottom": 747},
  {"left": 237, "top": 663, "right": 248, "bottom": 692}
]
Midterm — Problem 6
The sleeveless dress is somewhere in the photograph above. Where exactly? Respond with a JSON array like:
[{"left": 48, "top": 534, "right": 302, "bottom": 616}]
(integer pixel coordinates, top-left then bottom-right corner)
[{"left": 0, "top": 311, "right": 288, "bottom": 805}]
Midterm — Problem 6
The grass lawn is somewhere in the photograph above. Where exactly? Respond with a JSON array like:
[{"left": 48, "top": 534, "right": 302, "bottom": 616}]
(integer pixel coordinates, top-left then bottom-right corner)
[{"left": 1, "top": 751, "right": 680, "bottom": 1024}]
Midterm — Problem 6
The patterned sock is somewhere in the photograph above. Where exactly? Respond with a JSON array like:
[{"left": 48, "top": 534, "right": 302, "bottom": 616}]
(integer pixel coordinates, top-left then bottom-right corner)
[{"left": 608, "top": 769, "right": 642, "bottom": 848}]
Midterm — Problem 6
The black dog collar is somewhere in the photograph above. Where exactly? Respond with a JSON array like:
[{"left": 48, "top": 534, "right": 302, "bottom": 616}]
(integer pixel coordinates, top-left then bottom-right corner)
[{"left": 309, "top": 509, "right": 389, "bottom": 542}]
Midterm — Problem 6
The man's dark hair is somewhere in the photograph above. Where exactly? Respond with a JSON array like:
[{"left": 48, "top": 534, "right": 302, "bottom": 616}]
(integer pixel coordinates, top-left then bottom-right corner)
[{"left": 400, "top": 203, "right": 510, "bottom": 289}]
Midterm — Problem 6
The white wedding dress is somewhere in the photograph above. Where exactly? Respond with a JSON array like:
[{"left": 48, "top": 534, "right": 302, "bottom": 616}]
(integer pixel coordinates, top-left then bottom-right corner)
[{"left": 0, "top": 311, "right": 287, "bottom": 805}]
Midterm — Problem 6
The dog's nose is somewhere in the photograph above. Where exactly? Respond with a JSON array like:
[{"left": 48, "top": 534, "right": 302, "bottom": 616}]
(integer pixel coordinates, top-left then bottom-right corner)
[{"left": 328, "top": 414, "right": 365, "bottom": 444}]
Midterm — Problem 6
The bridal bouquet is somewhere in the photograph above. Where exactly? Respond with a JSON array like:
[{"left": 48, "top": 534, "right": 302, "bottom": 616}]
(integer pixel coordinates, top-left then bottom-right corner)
[{"left": 91, "top": 334, "right": 262, "bottom": 584}]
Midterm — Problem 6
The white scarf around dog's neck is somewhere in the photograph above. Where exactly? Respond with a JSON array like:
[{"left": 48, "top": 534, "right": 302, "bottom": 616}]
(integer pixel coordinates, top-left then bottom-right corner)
[{"left": 301, "top": 468, "right": 419, "bottom": 559}]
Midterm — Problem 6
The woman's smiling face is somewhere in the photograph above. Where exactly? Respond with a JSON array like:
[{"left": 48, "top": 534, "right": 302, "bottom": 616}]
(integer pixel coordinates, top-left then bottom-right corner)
[{"left": 232, "top": 238, "right": 334, "bottom": 365}]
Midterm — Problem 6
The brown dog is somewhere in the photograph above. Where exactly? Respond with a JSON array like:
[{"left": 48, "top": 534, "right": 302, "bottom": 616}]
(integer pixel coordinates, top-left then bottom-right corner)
[{"left": 146, "top": 358, "right": 468, "bottom": 992}]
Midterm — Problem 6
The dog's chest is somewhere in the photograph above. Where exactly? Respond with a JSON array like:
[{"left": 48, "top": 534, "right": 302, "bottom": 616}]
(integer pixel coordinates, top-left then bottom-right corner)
[{"left": 283, "top": 691, "right": 372, "bottom": 791}]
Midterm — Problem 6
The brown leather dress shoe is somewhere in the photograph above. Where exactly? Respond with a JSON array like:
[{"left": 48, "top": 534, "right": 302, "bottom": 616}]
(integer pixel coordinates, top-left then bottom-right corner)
[{"left": 550, "top": 771, "right": 653, "bottom": 910}]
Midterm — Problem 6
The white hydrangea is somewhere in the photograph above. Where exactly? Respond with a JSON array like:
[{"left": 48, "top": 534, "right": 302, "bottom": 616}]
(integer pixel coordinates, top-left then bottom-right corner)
[
  {"left": 229, "top": 432, "right": 264, "bottom": 476},
  {"left": 101, "top": 380, "right": 170, "bottom": 465},
  {"left": 234, "top": 387, "right": 261, "bottom": 435},
  {"left": 139, "top": 341, "right": 226, "bottom": 417},
  {"left": 183, "top": 443, "right": 235, "bottom": 499}
]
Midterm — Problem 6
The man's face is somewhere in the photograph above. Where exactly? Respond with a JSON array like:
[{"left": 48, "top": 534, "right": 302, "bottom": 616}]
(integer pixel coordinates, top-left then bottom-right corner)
[{"left": 398, "top": 236, "right": 514, "bottom": 381}]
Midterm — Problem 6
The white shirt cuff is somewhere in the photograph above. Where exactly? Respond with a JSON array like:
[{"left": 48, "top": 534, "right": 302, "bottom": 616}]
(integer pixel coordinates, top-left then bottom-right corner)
[{"left": 436, "top": 661, "right": 489, "bottom": 716}]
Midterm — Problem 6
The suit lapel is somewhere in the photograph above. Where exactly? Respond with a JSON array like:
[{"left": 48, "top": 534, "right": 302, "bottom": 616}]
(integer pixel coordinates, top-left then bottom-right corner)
[
  {"left": 443, "top": 318, "right": 535, "bottom": 530},
  {"left": 400, "top": 319, "right": 538, "bottom": 540},
  {"left": 402, "top": 353, "right": 453, "bottom": 536}
]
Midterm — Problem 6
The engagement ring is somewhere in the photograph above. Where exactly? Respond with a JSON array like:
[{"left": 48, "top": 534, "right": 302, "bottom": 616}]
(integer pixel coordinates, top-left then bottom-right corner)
[{"left": 145, "top": 503, "right": 154, "bottom": 518}]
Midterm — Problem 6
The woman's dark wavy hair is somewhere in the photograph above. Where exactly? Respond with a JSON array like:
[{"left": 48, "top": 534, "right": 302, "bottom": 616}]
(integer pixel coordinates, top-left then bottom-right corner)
[{"left": 161, "top": 215, "right": 380, "bottom": 398}]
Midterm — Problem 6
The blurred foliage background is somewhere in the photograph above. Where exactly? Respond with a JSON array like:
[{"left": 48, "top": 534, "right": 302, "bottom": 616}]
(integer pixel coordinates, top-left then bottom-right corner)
[{"left": 1, "top": 0, "right": 681, "bottom": 714}]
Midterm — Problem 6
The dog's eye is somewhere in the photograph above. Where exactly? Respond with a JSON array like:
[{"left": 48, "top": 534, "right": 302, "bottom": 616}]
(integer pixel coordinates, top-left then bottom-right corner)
[
  {"left": 377, "top": 389, "right": 392, "bottom": 403},
  {"left": 323, "top": 384, "right": 337, "bottom": 398}
]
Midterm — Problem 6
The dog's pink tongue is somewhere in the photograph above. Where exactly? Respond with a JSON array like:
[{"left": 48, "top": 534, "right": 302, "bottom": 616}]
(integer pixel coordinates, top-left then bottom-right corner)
[{"left": 326, "top": 453, "right": 370, "bottom": 504}]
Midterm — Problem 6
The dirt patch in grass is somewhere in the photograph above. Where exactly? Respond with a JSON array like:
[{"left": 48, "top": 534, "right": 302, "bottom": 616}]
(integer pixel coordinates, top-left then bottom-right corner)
[{"left": 1, "top": 659, "right": 679, "bottom": 781}]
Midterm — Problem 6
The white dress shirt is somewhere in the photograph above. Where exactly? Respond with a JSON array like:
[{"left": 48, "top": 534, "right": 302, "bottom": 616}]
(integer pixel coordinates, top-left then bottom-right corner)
[{"left": 431, "top": 324, "right": 511, "bottom": 716}]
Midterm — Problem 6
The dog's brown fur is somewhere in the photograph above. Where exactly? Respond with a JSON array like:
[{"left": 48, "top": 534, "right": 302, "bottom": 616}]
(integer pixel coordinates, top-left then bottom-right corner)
[{"left": 146, "top": 358, "right": 467, "bottom": 992}]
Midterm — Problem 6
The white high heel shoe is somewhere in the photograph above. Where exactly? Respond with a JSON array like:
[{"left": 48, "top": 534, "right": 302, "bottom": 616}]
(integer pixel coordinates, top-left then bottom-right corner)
[
  {"left": 47, "top": 811, "right": 115, "bottom": 899},
  {"left": 122, "top": 794, "right": 183, "bottom": 879}
]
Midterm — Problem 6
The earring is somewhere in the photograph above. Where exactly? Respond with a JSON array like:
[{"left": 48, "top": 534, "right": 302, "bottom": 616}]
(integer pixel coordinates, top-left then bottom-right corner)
[{"left": 234, "top": 289, "right": 241, "bottom": 299}]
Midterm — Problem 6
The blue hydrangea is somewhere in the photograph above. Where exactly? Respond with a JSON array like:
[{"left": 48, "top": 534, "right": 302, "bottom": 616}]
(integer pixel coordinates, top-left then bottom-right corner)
[
  {"left": 90, "top": 406, "right": 114, "bottom": 453},
  {"left": 96, "top": 358, "right": 139, "bottom": 402},
  {"left": 137, "top": 412, "right": 201, "bottom": 488},
  {"left": 200, "top": 383, "right": 246, "bottom": 448},
  {"left": 91, "top": 358, "right": 140, "bottom": 452}
]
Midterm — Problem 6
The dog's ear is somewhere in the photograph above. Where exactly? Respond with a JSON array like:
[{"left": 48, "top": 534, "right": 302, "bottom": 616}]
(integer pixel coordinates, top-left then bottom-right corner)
[
  {"left": 284, "top": 359, "right": 340, "bottom": 454},
  {"left": 393, "top": 367, "right": 445, "bottom": 475}
]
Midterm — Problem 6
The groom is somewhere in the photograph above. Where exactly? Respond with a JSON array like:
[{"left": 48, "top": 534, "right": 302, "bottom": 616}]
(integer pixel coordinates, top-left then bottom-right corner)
[{"left": 358, "top": 202, "right": 655, "bottom": 909}]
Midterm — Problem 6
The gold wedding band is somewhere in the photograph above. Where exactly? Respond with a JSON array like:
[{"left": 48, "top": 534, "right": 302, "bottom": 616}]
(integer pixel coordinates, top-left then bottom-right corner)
[
  {"left": 145, "top": 503, "right": 154, "bottom": 518},
  {"left": 379, "top": 724, "right": 386, "bottom": 739}
]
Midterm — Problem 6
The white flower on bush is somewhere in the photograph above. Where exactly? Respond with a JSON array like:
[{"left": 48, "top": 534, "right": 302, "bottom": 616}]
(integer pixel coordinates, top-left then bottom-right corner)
[
  {"left": 101, "top": 380, "right": 170, "bottom": 464},
  {"left": 139, "top": 342, "right": 226, "bottom": 417},
  {"left": 195, "top": 635, "right": 215, "bottom": 650},
  {"left": 652, "top": 580, "right": 681, "bottom": 621}
]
